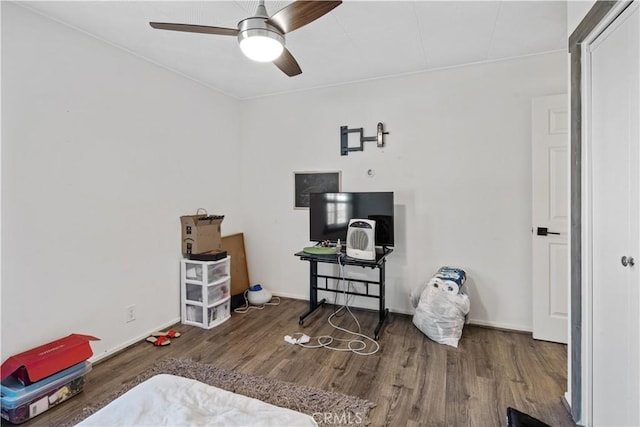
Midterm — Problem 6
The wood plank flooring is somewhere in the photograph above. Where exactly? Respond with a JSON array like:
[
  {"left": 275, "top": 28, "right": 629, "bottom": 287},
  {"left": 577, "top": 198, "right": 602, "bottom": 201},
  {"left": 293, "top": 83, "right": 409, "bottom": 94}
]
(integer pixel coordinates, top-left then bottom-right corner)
[{"left": 15, "top": 298, "right": 575, "bottom": 426}]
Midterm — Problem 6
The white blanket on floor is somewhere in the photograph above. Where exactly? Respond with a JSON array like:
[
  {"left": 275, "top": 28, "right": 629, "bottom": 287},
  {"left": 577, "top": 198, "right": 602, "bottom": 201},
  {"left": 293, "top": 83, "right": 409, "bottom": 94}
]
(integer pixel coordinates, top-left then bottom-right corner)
[{"left": 77, "top": 374, "right": 318, "bottom": 426}]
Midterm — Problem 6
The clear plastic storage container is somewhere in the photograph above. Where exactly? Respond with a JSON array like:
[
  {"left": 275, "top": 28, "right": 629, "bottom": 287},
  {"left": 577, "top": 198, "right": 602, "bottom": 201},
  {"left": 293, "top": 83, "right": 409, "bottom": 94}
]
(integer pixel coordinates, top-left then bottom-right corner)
[
  {"left": 1, "top": 361, "right": 92, "bottom": 424},
  {"left": 181, "top": 257, "right": 231, "bottom": 329}
]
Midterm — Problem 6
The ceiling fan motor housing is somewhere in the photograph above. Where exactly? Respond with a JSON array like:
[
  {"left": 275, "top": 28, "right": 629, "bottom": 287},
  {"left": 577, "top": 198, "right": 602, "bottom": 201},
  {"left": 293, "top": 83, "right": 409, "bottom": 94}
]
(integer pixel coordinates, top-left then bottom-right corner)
[{"left": 237, "top": 18, "right": 285, "bottom": 59}]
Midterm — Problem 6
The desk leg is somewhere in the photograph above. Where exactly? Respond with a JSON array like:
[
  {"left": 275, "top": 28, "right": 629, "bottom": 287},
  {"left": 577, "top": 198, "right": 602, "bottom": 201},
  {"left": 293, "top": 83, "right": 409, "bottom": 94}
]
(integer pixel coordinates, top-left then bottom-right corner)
[
  {"left": 299, "top": 260, "right": 326, "bottom": 325},
  {"left": 374, "top": 260, "right": 388, "bottom": 340},
  {"left": 374, "top": 309, "right": 389, "bottom": 340}
]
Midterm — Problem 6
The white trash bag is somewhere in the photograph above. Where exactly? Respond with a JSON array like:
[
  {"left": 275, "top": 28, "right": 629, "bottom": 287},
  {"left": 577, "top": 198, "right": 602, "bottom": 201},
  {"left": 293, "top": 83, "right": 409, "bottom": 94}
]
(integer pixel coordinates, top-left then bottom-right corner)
[{"left": 411, "top": 267, "right": 470, "bottom": 348}]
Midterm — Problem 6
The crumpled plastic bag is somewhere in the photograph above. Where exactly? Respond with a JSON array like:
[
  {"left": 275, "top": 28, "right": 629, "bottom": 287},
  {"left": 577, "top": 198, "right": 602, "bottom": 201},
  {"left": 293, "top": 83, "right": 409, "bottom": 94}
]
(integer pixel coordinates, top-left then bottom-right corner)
[{"left": 411, "top": 283, "right": 470, "bottom": 348}]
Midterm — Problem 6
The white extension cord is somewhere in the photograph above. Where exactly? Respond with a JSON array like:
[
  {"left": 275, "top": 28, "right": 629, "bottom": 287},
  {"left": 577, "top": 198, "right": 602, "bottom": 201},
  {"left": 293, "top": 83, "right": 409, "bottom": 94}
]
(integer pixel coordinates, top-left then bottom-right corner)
[
  {"left": 286, "top": 255, "right": 380, "bottom": 356},
  {"left": 234, "top": 289, "right": 280, "bottom": 314}
]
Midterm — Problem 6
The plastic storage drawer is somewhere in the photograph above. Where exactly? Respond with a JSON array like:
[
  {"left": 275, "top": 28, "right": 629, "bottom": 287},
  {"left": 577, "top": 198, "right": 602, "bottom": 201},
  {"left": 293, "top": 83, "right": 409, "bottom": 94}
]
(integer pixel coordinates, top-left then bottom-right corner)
[{"left": 1, "top": 361, "right": 91, "bottom": 424}]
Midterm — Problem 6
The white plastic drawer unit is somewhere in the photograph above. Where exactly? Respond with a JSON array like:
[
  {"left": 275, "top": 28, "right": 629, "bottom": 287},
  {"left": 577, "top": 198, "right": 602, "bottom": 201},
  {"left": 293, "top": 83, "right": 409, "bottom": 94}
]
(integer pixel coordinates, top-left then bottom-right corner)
[
  {"left": 207, "top": 280, "right": 230, "bottom": 303},
  {"left": 183, "top": 258, "right": 230, "bottom": 284},
  {"left": 181, "top": 257, "right": 231, "bottom": 329}
]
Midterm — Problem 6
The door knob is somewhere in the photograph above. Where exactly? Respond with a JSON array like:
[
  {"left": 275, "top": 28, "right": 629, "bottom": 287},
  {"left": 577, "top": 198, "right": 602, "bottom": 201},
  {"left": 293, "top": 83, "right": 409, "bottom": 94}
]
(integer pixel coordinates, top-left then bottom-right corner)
[
  {"left": 621, "top": 256, "right": 635, "bottom": 267},
  {"left": 536, "top": 227, "right": 561, "bottom": 236}
]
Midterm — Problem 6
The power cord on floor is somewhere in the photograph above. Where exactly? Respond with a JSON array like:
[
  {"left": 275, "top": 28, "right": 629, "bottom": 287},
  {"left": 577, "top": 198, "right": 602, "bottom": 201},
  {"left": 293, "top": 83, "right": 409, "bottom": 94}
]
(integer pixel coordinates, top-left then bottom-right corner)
[
  {"left": 288, "top": 254, "right": 380, "bottom": 356},
  {"left": 233, "top": 289, "right": 281, "bottom": 314}
]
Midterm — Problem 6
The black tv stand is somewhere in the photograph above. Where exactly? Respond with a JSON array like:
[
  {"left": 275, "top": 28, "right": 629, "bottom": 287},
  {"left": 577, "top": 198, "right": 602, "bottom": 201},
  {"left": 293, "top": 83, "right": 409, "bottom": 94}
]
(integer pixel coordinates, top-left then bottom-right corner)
[{"left": 294, "top": 248, "right": 393, "bottom": 340}]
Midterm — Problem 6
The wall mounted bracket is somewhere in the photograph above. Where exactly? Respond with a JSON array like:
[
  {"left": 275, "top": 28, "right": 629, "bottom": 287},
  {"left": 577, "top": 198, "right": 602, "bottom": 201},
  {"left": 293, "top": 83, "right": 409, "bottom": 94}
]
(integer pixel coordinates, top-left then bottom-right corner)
[{"left": 340, "top": 122, "right": 389, "bottom": 156}]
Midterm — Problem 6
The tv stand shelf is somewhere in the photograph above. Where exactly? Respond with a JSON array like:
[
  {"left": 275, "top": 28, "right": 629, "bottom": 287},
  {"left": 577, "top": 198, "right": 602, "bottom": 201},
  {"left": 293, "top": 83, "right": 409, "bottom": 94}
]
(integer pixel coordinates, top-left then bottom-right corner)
[{"left": 294, "top": 248, "right": 393, "bottom": 340}]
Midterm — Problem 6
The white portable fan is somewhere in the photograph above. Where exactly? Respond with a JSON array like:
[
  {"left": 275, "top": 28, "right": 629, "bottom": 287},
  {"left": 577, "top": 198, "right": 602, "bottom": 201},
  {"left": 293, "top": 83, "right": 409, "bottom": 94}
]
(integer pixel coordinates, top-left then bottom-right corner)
[{"left": 346, "top": 219, "right": 376, "bottom": 261}]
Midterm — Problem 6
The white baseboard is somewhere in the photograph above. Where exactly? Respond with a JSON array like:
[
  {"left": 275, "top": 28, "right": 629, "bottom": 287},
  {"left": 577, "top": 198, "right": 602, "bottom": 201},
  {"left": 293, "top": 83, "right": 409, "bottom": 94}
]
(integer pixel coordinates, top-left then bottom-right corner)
[
  {"left": 272, "top": 292, "right": 418, "bottom": 317},
  {"left": 271, "top": 291, "right": 308, "bottom": 301},
  {"left": 272, "top": 293, "right": 532, "bottom": 333},
  {"left": 89, "top": 317, "right": 180, "bottom": 364},
  {"left": 466, "top": 318, "right": 532, "bottom": 333}
]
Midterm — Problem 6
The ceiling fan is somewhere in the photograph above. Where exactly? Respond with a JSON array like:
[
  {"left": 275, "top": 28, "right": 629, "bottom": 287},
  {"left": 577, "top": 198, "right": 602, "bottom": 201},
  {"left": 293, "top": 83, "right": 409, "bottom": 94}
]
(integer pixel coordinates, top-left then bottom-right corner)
[{"left": 149, "top": 0, "right": 342, "bottom": 77}]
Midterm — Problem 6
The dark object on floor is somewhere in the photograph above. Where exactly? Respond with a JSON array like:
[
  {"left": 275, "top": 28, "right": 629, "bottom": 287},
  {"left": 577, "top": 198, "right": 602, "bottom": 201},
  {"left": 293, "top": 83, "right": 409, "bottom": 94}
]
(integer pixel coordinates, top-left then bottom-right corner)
[{"left": 506, "top": 407, "right": 551, "bottom": 427}]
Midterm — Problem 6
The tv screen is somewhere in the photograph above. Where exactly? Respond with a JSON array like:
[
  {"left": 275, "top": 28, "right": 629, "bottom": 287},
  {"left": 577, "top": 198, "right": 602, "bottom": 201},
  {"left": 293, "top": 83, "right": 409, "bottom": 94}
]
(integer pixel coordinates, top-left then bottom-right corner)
[{"left": 309, "top": 192, "right": 394, "bottom": 247}]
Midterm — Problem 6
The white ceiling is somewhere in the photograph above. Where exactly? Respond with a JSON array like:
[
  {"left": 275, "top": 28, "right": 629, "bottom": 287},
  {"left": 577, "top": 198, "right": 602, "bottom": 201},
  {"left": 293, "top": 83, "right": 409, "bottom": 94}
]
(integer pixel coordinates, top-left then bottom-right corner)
[{"left": 18, "top": 1, "right": 567, "bottom": 99}]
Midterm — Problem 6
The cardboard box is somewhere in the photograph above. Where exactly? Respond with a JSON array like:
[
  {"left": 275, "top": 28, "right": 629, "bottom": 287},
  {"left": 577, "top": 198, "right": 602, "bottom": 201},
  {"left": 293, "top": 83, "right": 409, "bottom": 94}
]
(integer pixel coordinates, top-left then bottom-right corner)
[
  {"left": 1, "top": 334, "right": 99, "bottom": 385},
  {"left": 222, "top": 233, "right": 250, "bottom": 297},
  {"left": 180, "top": 214, "right": 224, "bottom": 255}
]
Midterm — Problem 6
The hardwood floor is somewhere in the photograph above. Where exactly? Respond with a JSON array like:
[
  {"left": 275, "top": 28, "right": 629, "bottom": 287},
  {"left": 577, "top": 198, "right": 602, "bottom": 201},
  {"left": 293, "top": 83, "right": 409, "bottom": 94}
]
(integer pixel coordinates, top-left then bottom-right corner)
[{"left": 16, "top": 298, "right": 575, "bottom": 426}]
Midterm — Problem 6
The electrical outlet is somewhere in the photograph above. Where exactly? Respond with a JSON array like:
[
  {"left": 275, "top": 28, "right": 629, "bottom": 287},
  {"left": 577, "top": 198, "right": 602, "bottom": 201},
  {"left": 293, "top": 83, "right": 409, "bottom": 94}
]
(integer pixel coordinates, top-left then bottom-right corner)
[{"left": 126, "top": 305, "right": 136, "bottom": 323}]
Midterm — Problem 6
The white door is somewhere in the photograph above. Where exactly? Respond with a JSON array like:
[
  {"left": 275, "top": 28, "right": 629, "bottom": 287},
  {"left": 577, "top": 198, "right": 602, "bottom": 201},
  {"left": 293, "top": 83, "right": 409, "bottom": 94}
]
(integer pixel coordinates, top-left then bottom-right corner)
[
  {"left": 589, "top": 2, "right": 639, "bottom": 425},
  {"left": 532, "top": 94, "right": 569, "bottom": 344}
]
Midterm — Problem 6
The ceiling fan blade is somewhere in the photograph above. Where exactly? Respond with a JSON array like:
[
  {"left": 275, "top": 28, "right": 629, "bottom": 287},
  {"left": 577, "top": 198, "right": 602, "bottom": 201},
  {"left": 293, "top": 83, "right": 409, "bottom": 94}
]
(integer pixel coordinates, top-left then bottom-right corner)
[
  {"left": 149, "top": 22, "right": 239, "bottom": 36},
  {"left": 268, "top": 1, "right": 342, "bottom": 34},
  {"left": 274, "top": 48, "right": 302, "bottom": 77}
]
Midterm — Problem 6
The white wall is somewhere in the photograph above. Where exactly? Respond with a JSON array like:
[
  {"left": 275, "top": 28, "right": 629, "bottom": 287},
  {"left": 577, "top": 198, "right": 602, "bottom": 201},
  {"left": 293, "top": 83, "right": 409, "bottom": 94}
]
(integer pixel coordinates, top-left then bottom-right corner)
[
  {"left": 240, "top": 52, "right": 567, "bottom": 331},
  {"left": 1, "top": 3, "right": 569, "bottom": 361},
  {"left": 1, "top": 3, "right": 242, "bottom": 361}
]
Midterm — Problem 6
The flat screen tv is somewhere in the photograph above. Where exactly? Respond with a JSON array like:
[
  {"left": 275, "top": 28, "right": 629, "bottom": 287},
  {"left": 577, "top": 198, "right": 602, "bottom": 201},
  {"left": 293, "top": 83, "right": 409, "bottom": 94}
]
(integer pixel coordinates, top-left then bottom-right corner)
[{"left": 309, "top": 192, "right": 394, "bottom": 247}]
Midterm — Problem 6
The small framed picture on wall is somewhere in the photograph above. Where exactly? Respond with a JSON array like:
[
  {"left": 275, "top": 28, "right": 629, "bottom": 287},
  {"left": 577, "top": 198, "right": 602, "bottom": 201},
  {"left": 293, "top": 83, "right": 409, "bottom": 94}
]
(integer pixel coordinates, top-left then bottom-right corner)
[{"left": 293, "top": 171, "right": 341, "bottom": 209}]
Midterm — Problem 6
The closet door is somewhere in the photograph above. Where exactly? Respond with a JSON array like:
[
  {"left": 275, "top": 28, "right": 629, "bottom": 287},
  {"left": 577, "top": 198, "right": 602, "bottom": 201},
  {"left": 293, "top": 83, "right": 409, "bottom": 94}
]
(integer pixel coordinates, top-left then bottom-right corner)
[{"left": 589, "top": 3, "right": 639, "bottom": 425}]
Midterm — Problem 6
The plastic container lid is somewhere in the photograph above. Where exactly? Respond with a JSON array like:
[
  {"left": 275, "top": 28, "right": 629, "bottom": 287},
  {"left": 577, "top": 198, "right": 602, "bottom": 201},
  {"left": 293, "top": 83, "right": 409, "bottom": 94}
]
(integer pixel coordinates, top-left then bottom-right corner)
[{"left": 1, "top": 361, "right": 91, "bottom": 408}]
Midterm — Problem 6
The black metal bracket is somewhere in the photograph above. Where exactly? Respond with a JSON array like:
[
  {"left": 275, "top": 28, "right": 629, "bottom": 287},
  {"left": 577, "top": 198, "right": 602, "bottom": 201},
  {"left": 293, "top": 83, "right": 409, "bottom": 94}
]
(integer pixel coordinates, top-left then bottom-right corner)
[{"left": 340, "top": 122, "right": 389, "bottom": 156}]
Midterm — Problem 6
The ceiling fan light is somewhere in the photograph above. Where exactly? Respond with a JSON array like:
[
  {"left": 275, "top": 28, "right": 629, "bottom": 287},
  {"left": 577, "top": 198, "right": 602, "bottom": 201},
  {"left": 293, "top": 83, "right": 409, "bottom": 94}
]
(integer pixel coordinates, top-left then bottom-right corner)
[{"left": 238, "top": 29, "right": 284, "bottom": 62}]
